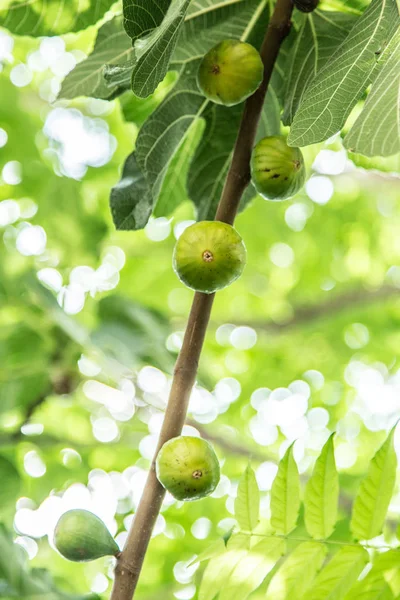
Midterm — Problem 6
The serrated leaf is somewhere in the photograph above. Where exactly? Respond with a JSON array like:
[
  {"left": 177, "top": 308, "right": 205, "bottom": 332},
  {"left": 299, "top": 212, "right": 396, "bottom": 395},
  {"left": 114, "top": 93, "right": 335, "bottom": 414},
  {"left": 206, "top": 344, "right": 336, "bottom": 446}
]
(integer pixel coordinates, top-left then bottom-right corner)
[
  {"left": 270, "top": 444, "right": 300, "bottom": 535},
  {"left": 288, "top": 0, "right": 399, "bottom": 147},
  {"left": 266, "top": 541, "right": 327, "bottom": 600},
  {"left": 187, "top": 538, "right": 226, "bottom": 567},
  {"left": 234, "top": 465, "right": 260, "bottom": 532},
  {"left": 351, "top": 428, "right": 397, "bottom": 541},
  {"left": 59, "top": 17, "right": 133, "bottom": 100},
  {"left": 0, "top": 0, "right": 115, "bottom": 37},
  {"left": 219, "top": 538, "right": 286, "bottom": 600},
  {"left": 283, "top": 10, "right": 357, "bottom": 125},
  {"left": 346, "top": 571, "right": 395, "bottom": 600},
  {"left": 199, "top": 534, "right": 250, "bottom": 600},
  {"left": 305, "top": 434, "right": 339, "bottom": 540},
  {"left": 344, "top": 29, "right": 400, "bottom": 156},
  {"left": 304, "top": 546, "right": 369, "bottom": 600},
  {"left": 110, "top": 153, "right": 152, "bottom": 230},
  {"left": 123, "top": 0, "right": 191, "bottom": 97}
]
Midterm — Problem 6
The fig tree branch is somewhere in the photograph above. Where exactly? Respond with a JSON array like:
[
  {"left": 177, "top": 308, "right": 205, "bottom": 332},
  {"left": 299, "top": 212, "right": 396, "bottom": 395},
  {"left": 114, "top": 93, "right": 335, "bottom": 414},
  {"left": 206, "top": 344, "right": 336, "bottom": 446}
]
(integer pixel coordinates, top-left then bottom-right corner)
[
  {"left": 110, "top": 2, "right": 294, "bottom": 599},
  {"left": 212, "top": 283, "right": 400, "bottom": 333}
]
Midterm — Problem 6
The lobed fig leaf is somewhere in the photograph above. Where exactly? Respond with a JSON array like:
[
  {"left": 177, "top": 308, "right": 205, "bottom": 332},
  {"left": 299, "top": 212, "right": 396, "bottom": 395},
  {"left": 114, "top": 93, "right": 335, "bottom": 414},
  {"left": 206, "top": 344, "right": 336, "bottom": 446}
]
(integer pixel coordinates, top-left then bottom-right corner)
[
  {"left": 173, "top": 221, "right": 246, "bottom": 294},
  {"left": 54, "top": 509, "right": 119, "bottom": 562},
  {"left": 251, "top": 135, "right": 306, "bottom": 201},
  {"left": 197, "top": 40, "right": 264, "bottom": 107},
  {"left": 156, "top": 436, "right": 220, "bottom": 501}
]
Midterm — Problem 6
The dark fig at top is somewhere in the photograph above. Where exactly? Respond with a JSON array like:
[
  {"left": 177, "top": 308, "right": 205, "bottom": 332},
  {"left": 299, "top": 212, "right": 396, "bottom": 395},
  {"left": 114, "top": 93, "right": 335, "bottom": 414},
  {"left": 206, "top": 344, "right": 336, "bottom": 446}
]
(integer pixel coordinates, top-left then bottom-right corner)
[{"left": 197, "top": 40, "right": 264, "bottom": 106}]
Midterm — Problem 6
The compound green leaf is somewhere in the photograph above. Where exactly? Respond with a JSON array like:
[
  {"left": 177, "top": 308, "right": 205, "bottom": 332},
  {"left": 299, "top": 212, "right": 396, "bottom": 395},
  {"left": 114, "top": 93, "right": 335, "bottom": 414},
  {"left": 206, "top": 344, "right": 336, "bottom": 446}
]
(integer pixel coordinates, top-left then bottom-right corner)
[
  {"left": 234, "top": 465, "right": 260, "bottom": 532},
  {"left": 351, "top": 428, "right": 397, "bottom": 541},
  {"left": 305, "top": 434, "right": 339, "bottom": 540},
  {"left": 199, "top": 534, "right": 250, "bottom": 600},
  {"left": 270, "top": 444, "right": 300, "bottom": 535},
  {"left": 266, "top": 541, "right": 327, "bottom": 600},
  {"left": 219, "top": 538, "right": 286, "bottom": 600},
  {"left": 304, "top": 546, "right": 369, "bottom": 600}
]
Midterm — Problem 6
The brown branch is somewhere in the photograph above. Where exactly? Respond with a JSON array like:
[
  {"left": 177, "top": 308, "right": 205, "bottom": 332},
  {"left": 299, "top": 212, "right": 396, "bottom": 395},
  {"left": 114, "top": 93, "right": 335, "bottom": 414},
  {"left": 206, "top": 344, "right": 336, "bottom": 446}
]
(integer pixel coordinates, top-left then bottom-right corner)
[
  {"left": 110, "top": 2, "right": 294, "bottom": 599},
  {"left": 232, "top": 284, "right": 400, "bottom": 333}
]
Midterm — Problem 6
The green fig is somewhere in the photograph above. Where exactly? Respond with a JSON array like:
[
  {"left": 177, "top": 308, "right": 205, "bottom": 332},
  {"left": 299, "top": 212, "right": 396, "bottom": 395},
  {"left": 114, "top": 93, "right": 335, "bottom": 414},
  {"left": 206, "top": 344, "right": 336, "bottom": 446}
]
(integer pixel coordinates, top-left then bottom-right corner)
[
  {"left": 54, "top": 509, "right": 119, "bottom": 562},
  {"left": 173, "top": 221, "right": 246, "bottom": 294},
  {"left": 197, "top": 40, "right": 264, "bottom": 106},
  {"left": 251, "top": 135, "right": 306, "bottom": 201},
  {"left": 156, "top": 436, "right": 220, "bottom": 501}
]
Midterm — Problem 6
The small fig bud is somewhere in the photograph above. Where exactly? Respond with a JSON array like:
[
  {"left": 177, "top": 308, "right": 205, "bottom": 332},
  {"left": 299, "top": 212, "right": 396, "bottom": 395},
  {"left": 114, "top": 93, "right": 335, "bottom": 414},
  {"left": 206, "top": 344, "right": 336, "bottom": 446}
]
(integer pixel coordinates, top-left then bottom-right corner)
[
  {"left": 156, "top": 436, "right": 220, "bottom": 501},
  {"left": 54, "top": 509, "right": 119, "bottom": 562},
  {"left": 197, "top": 39, "right": 264, "bottom": 106},
  {"left": 173, "top": 221, "right": 246, "bottom": 294},
  {"left": 293, "top": 0, "right": 319, "bottom": 12},
  {"left": 251, "top": 135, "right": 306, "bottom": 201}
]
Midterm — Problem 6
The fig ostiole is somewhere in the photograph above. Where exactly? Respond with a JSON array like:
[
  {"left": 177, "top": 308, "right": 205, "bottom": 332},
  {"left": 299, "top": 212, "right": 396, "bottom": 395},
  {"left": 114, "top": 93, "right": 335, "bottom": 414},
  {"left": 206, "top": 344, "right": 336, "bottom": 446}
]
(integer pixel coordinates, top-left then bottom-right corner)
[
  {"left": 197, "top": 39, "right": 264, "bottom": 106},
  {"left": 156, "top": 436, "right": 220, "bottom": 501},
  {"left": 173, "top": 221, "right": 246, "bottom": 294},
  {"left": 54, "top": 509, "right": 119, "bottom": 562},
  {"left": 251, "top": 135, "right": 306, "bottom": 201}
]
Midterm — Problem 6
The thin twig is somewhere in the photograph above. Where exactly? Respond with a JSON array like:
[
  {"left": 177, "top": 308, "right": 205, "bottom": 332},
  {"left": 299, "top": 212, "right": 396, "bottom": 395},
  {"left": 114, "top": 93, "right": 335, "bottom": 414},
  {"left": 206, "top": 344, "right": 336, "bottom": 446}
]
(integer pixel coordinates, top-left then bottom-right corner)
[
  {"left": 110, "top": 2, "right": 294, "bottom": 598},
  {"left": 248, "top": 532, "right": 400, "bottom": 552},
  {"left": 219, "top": 284, "right": 400, "bottom": 333}
]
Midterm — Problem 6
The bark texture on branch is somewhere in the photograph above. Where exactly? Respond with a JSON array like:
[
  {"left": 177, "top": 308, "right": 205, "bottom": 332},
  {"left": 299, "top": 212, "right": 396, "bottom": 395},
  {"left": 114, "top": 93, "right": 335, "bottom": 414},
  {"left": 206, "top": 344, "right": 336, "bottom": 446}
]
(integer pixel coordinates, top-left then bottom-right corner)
[{"left": 110, "top": 2, "right": 294, "bottom": 598}]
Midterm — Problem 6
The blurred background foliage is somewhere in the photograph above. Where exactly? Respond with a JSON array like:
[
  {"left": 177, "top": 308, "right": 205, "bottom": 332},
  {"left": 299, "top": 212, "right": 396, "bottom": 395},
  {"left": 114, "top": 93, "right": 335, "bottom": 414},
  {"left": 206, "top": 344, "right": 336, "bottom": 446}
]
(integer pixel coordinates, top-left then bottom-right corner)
[{"left": 1, "top": 5, "right": 400, "bottom": 600}]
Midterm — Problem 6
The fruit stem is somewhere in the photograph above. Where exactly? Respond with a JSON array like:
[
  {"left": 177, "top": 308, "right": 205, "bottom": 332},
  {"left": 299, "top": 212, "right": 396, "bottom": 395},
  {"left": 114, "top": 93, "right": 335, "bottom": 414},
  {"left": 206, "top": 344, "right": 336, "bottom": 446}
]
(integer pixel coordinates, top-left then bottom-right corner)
[{"left": 110, "top": 2, "right": 294, "bottom": 599}]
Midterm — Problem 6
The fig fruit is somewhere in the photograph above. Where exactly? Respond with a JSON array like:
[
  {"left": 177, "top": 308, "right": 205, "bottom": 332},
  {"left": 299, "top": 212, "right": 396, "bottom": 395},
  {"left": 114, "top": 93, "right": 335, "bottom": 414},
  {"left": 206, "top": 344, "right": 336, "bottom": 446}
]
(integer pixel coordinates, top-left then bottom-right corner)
[
  {"left": 156, "top": 436, "right": 220, "bottom": 501},
  {"left": 294, "top": 0, "right": 319, "bottom": 12},
  {"left": 173, "top": 221, "right": 246, "bottom": 294},
  {"left": 54, "top": 509, "right": 119, "bottom": 562},
  {"left": 197, "top": 40, "right": 264, "bottom": 106},
  {"left": 251, "top": 135, "right": 306, "bottom": 201}
]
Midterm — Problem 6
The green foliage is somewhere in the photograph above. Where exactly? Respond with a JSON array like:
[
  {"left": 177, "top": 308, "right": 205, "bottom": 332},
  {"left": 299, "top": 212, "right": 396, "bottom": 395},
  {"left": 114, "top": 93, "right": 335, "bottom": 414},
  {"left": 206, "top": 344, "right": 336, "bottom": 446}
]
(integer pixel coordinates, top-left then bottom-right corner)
[
  {"left": 305, "top": 546, "right": 369, "bottom": 600},
  {"left": 0, "top": 525, "right": 97, "bottom": 598},
  {"left": 121, "top": 0, "right": 191, "bottom": 98},
  {"left": 351, "top": 428, "right": 398, "bottom": 541},
  {"left": 304, "top": 434, "right": 339, "bottom": 539},
  {"left": 234, "top": 465, "right": 259, "bottom": 532},
  {"left": 0, "top": 0, "right": 115, "bottom": 37},
  {"left": 270, "top": 444, "right": 301, "bottom": 535},
  {"left": 266, "top": 541, "right": 327, "bottom": 600},
  {"left": 289, "top": 0, "right": 400, "bottom": 149},
  {"left": 59, "top": 17, "right": 132, "bottom": 101},
  {"left": 344, "top": 28, "right": 400, "bottom": 157}
]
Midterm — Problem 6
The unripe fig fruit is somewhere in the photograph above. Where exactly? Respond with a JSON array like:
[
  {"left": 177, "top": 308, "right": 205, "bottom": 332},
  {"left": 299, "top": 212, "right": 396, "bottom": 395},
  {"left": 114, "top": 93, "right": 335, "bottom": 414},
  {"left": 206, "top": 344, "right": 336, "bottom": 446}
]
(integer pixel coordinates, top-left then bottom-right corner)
[
  {"left": 294, "top": 0, "right": 319, "bottom": 12},
  {"left": 251, "top": 135, "right": 306, "bottom": 201},
  {"left": 54, "top": 509, "right": 119, "bottom": 562},
  {"left": 156, "top": 436, "right": 220, "bottom": 501},
  {"left": 197, "top": 40, "right": 264, "bottom": 106},
  {"left": 173, "top": 221, "right": 246, "bottom": 294}
]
